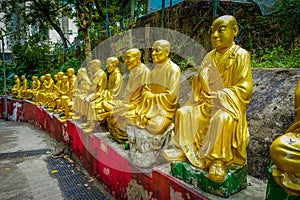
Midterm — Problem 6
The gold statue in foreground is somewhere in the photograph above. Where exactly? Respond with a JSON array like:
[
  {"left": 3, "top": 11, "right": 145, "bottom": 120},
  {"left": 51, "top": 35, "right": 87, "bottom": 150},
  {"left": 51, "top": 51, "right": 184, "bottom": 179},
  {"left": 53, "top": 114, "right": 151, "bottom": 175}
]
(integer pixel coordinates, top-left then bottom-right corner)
[
  {"left": 270, "top": 79, "right": 300, "bottom": 195},
  {"left": 164, "top": 15, "right": 253, "bottom": 182}
]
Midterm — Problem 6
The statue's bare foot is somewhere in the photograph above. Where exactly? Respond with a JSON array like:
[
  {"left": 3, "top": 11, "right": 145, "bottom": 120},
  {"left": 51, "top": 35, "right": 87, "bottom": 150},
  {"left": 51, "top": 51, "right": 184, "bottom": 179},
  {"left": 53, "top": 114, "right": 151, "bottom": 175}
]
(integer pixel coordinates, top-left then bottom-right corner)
[
  {"left": 163, "top": 149, "right": 187, "bottom": 162},
  {"left": 208, "top": 162, "right": 226, "bottom": 182}
]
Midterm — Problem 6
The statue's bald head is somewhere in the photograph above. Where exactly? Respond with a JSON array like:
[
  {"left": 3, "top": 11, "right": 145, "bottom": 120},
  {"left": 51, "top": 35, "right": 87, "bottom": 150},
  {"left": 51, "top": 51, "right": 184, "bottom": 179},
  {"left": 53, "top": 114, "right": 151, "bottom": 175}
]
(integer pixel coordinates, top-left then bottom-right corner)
[
  {"left": 152, "top": 40, "right": 170, "bottom": 52},
  {"left": 216, "top": 15, "right": 237, "bottom": 26},
  {"left": 125, "top": 48, "right": 141, "bottom": 59}
]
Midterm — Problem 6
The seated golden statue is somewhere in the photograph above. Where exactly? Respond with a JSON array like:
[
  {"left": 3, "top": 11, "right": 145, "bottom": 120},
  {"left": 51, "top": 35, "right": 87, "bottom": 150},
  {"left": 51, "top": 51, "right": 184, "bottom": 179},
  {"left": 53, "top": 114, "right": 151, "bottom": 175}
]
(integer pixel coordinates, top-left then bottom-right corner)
[
  {"left": 98, "top": 48, "right": 150, "bottom": 142},
  {"left": 163, "top": 15, "right": 253, "bottom": 182},
  {"left": 269, "top": 79, "right": 300, "bottom": 195},
  {"left": 72, "top": 68, "right": 92, "bottom": 118},
  {"left": 126, "top": 40, "right": 181, "bottom": 135},
  {"left": 36, "top": 73, "right": 54, "bottom": 106},
  {"left": 33, "top": 75, "right": 46, "bottom": 103},
  {"left": 73, "top": 60, "right": 107, "bottom": 120},
  {"left": 16, "top": 75, "right": 28, "bottom": 98},
  {"left": 25, "top": 76, "right": 41, "bottom": 100},
  {"left": 123, "top": 40, "right": 181, "bottom": 167},
  {"left": 47, "top": 72, "right": 64, "bottom": 111},
  {"left": 83, "top": 57, "right": 123, "bottom": 133},
  {"left": 11, "top": 75, "right": 20, "bottom": 97},
  {"left": 59, "top": 68, "right": 78, "bottom": 120},
  {"left": 55, "top": 75, "right": 70, "bottom": 113}
]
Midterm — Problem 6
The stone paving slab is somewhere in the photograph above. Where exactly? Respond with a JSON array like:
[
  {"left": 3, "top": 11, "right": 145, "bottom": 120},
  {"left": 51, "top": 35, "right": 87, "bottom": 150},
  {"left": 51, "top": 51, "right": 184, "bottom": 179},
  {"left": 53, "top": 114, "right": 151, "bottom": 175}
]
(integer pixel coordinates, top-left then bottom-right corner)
[{"left": 0, "top": 119, "right": 114, "bottom": 200}]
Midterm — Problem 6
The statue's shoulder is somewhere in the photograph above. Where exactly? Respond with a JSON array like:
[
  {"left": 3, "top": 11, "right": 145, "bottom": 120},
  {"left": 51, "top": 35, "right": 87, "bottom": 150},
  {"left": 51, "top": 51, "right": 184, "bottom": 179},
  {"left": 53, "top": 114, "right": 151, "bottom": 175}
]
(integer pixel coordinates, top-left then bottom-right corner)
[
  {"left": 169, "top": 60, "right": 181, "bottom": 73},
  {"left": 234, "top": 45, "right": 249, "bottom": 57}
]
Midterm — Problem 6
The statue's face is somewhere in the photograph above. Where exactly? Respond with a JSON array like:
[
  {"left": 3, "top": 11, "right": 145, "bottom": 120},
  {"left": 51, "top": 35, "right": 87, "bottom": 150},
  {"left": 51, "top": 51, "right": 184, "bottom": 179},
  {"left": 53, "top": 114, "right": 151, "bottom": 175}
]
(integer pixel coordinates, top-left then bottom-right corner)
[
  {"left": 67, "top": 69, "right": 74, "bottom": 77},
  {"left": 106, "top": 59, "right": 115, "bottom": 73},
  {"left": 125, "top": 53, "right": 138, "bottom": 70},
  {"left": 151, "top": 42, "right": 169, "bottom": 64},
  {"left": 62, "top": 76, "right": 68, "bottom": 83},
  {"left": 210, "top": 17, "right": 237, "bottom": 52},
  {"left": 45, "top": 74, "right": 51, "bottom": 80}
]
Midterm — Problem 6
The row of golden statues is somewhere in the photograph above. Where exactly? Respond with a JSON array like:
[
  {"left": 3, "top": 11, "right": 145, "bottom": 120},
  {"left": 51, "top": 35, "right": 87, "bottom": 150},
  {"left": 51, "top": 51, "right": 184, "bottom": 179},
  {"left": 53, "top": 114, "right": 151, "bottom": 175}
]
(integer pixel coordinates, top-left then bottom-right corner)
[{"left": 10, "top": 15, "right": 299, "bottom": 194}]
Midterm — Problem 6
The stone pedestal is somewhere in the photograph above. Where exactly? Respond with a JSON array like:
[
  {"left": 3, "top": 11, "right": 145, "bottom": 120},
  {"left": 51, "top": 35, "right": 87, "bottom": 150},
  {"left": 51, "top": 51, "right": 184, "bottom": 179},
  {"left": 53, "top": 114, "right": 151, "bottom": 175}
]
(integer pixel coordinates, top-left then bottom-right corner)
[
  {"left": 266, "top": 164, "right": 300, "bottom": 200},
  {"left": 127, "top": 124, "right": 174, "bottom": 168},
  {"left": 170, "top": 161, "right": 247, "bottom": 198}
]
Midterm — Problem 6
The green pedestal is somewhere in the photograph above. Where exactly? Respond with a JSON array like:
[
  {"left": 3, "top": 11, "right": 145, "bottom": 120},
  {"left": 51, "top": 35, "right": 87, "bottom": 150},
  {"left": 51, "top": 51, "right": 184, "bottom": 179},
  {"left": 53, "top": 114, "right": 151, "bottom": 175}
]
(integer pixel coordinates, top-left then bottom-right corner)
[
  {"left": 266, "top": 165, "right": 300, "bottom": 200},
  {"left": 170, "top": 161, "right": 247, "bottom": 198}
]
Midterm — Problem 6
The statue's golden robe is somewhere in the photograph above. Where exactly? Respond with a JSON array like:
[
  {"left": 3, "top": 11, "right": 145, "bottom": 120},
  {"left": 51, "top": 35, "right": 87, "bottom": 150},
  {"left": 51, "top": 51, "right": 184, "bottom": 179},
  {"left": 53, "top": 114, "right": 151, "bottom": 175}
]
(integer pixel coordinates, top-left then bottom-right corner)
[
  {"left": 173, "top": 44, "right": 253, "bottom": 168},
  {"left": 270, "top": 78, "right": 300, "bottom": 195},
  {"left": 130, "top": 59, "right": 181, "bottom": 135}
]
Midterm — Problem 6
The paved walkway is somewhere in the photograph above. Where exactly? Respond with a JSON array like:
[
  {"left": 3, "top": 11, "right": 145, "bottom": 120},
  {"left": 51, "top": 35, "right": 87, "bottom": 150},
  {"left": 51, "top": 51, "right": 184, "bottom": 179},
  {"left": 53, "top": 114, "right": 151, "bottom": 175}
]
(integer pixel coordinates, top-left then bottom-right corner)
[{"left": 0, "top": 119, "right": 114, "bottom": 200}]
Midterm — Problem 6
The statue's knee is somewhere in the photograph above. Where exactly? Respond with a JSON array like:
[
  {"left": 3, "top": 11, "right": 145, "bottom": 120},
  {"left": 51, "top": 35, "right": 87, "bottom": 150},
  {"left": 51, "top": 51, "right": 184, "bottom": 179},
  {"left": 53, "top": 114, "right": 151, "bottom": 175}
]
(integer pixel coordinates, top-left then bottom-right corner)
[{"left": 214, "top": 111, "right": 232, "bottom": 124}]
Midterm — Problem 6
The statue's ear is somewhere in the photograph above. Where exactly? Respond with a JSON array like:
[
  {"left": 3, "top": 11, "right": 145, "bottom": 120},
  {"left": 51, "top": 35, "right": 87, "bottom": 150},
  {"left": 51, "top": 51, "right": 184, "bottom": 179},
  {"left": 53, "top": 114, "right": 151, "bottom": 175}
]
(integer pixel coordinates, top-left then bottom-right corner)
[{"left": 233, "top": 25, "right": 239, "bottom": 37}]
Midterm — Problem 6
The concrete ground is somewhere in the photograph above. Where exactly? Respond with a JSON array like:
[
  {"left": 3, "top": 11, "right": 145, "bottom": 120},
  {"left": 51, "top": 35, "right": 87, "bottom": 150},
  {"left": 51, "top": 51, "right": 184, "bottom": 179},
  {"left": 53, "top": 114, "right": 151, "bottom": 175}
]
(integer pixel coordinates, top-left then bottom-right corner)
[
  {"left": 0, "top": 118, "right": 268, "bottom": 200},
  {"left": 0, "top": 119, "right": 114, "bottom": 200}
]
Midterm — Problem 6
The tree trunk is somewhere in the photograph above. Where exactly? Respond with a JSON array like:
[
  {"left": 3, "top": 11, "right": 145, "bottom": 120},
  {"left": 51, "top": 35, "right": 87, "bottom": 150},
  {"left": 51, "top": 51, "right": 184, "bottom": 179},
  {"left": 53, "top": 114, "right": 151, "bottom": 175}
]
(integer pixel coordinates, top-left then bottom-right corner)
[{"left": 83, "top": 28, "right": 92, "bottom": 66}]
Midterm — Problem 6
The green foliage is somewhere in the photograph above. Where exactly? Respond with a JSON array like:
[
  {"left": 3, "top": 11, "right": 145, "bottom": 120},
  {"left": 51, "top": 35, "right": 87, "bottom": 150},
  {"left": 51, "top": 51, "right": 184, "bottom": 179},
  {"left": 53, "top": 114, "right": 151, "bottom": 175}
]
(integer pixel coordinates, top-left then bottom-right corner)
[{"left": 252, "top": 46, "right": 300, "bottom": 68}]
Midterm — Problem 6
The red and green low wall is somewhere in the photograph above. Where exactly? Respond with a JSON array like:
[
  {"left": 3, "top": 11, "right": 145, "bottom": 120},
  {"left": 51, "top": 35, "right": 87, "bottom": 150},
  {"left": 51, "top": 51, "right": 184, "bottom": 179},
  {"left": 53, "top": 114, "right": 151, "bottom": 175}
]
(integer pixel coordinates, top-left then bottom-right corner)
[{"left": 0, "top": 97, "right": 209, "bottom": 199}]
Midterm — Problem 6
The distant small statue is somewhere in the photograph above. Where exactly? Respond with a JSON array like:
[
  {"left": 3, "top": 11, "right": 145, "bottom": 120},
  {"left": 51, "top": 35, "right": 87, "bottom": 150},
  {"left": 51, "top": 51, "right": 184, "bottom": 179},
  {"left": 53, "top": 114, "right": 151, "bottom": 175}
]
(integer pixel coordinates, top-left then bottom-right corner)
[
  {"left": 269, "top": 78, "right": 300, "bottom": 195},
  {"left": 164, "top": 15, "right": 253, "bottom": 182},
  {"left": 16, "top": 75, "right": 28, "bottom": 99},
  {"left": 25, "top": 76, "right": 41, "bottom": 100},
  {"left": 37, "top": 73, "right": 54, "bottom": 106},
  {"left": 59, "top": 68, "right": 77, "bottom": 121},
  {"left": 47, "top": 71, "right": 64, "bottom": 111},
  {"left": 71, "top": 68, "right": 92, "bottom": 119},
  {"left": 11, "top": 75, "right": 20, "bottom": 97},
  {"left": 32, "top": 75, "right": 46, "bottom": 104}
]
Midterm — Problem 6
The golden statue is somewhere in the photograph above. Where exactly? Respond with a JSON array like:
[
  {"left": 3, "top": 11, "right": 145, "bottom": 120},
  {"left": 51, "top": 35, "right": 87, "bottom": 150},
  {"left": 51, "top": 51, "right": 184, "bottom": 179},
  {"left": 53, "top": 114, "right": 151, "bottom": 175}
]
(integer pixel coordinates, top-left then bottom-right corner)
[
  {"left": 163, "top": 15, "right": 253, "bottom": 182},
  {"left": 16, "top": 75, "right": 28, "bottom": 98},
  {"left": 11, "top": 75, "right": 20, "bottom": 96},
  {"left": 57, "top": 68, "right": 77, "bottom": 119},
  {"left": 269, "top": 79, "right": 300, "bottom": 195},
  {"left": 72, "top": 68, "right": 92, "bottom": 118},
  {"left": 98, "top": 48, "right": 150, "bottom": 143},
  {"left": 83, "top": 57, "right": 123, "bottom": 133},
  {"left": 55, "top": 75, "right": 70, "bottom": 114},
  {"left": 73, "top": 60, "right": 107, "bottom": 120},
  {"left": 37, "top": 73, "right": 54, "bottom": 106},
  {"left": 25, "top": 76, "right": 41, "bottom": 100},
  {"left": 33, "top": 75, "right": 46, "bottom": 103},
  {"left": 126, "top": 40, "right": 181, "bottom": 135},
  {"left": 47, "top": 72, "right": 64, "bottom": 111}
]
